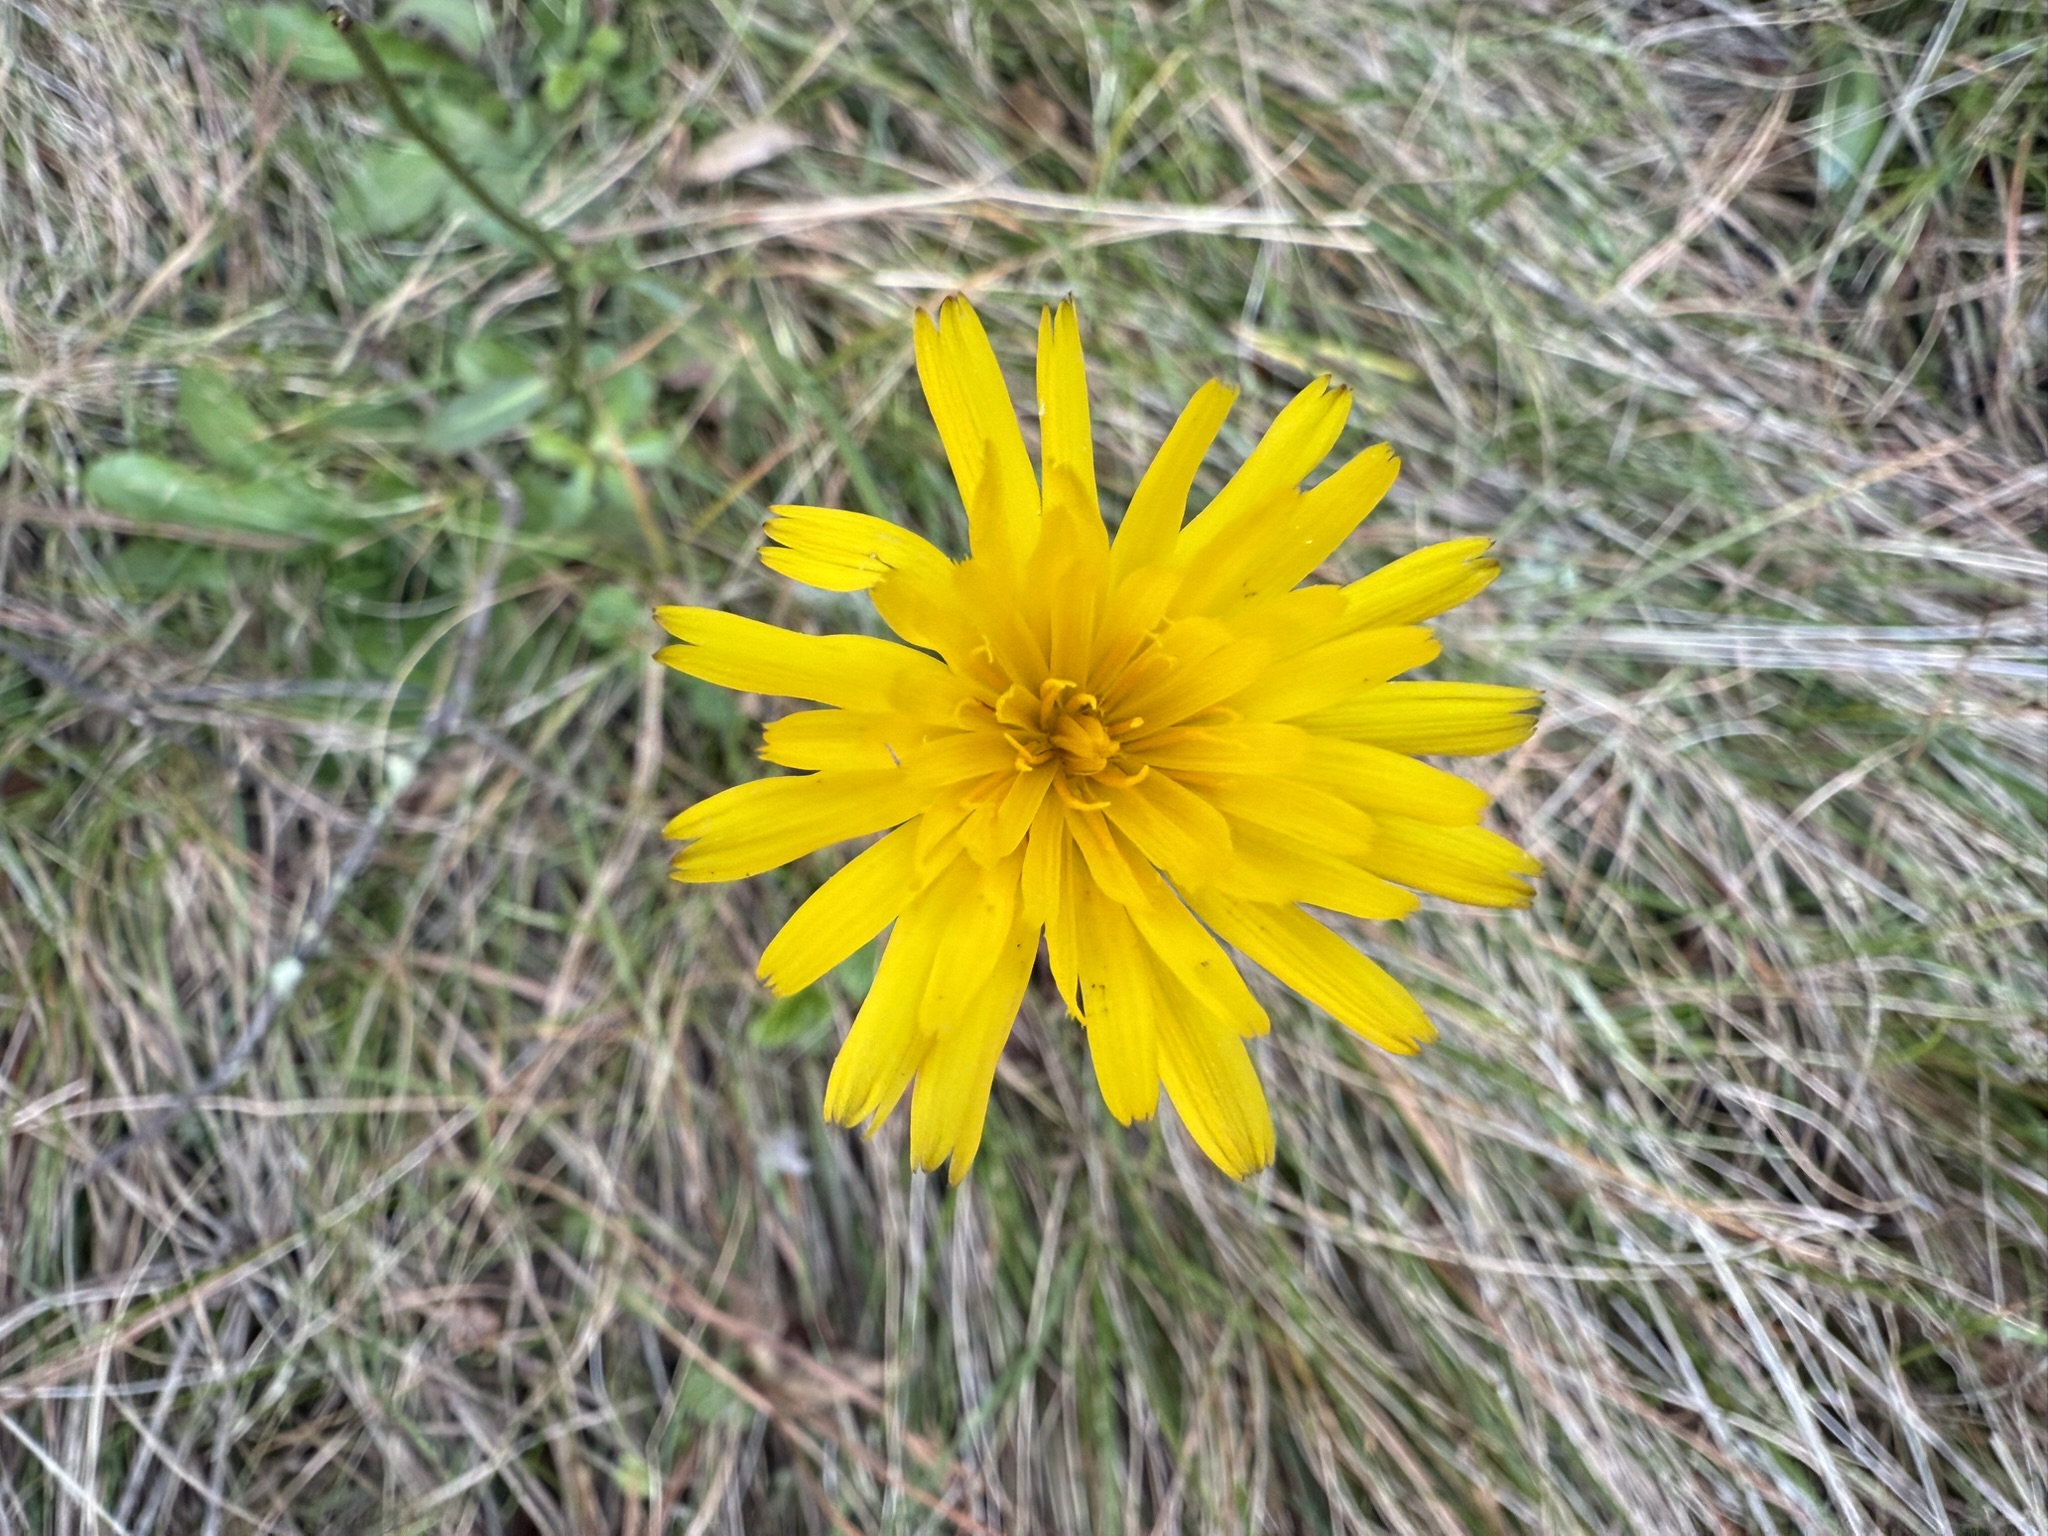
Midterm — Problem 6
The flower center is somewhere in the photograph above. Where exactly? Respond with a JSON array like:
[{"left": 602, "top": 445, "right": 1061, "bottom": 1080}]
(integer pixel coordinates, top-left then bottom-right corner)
[{"left": 993, "top": 677, "right": 1148, "bottom": 809}]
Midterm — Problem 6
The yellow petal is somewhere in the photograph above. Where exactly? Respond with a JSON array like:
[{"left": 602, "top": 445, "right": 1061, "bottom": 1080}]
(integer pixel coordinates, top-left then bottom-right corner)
[
  {"left": 1067, "top": 807, "right": 1144, "bottom": 907},
  {"left": 1188, "top": 890, "right": 1435, "bottom": 1055},
  {"left": 1231, "top": 442, "right": 1400, "bottom": 603},
  {"left": 915, "top": 297, "right": 1039, "bottom": 567},
  {"left": 954, "top": 556, "right": 1049, "bottom": 687},
  {"left": 1020, "top": 789, "right": 1064, "bottom": 924},
  {"left": 1042, "top": 536, "right": 1099, "bottom": 693},
  {"left": 1362, "top": 818, "right": 1542, "bottom": 908},
  {"left": 908, "top": 909, "right": 1038, "bottom": 1181},
  {"left": 823, "top": 889, "right": 953, "bottom": 1126},
  {"left": 902, "top": 729, "right": 1020, "bottom": 789},
  {"left": 654, "top": 607, "right": 957, "bottom": 714},
  {"left": 1112, "top": 625, "right": 1271, "bottom": 731},
  {"left": 869, "top": 554, "right": 982, "bottom": 659},
  {"left": 1296, "top": 737, "right": 1490, "bottom": 825},
  {"left": 1242, "top": 626, "right": 1440, "bottom": 721},
  {"left": 1036, "top": 298, "right": 1096, "bottom": 512},
  {"left": 1129, "top": 721, "right": 1309, "bottom": 777},
  {"left": 760, "top": 505, "right": 951, "bottom": 593},
  {"left": 990, "top": 767, "right": 1054, "bottom": 861},
  {"left": 1099, "top": 614, "right": 1227, "bottom": 715},
  {"left": 1205, "top": 776, "right": 1377, "bottom": 858},
  {"left": 1296, "top": 681, "right": 1541, "bottom": 757},
  {"left": 1122, "top": 867, "right": 1269, "bottom": 1037},
  {"left": 1217, "top": 821, "right": 1420, "bottom": 922},
  {"left": 913, "top": 783, "right": 977, "bottom": 876},
  {"left": 1099, "top": 769, "right": 1232, "bottom": 886},
  {"left": 1153, "top": 968, "right": 1275, "bottom": 1177},
  {"left": 1182, "top": 377, "right": 1352, "bottom": 548},
  {"left": 1228, "top": 584, "right": 1352, "bottom": 658},
  {"left": 1023, "top": 795, "right": 1082, "bottom": 1016},
  {"left": 919, "top": 853, "right": 1022, "bottom": 1031},
  {"left": 1025, "top": 461, "right": 1110, "bottom": 680},
  {"left": 1343, "top": 538, "right": 1498, "bottom": 628},
  {"left": 759, "top": 709, "right": 926, "bottom": 772},
  {"left": 758, "top": 823, "right": 920, "bottom": 996},
  {"left": 1091, "top": 561, "right": 1184, "bottom": 684},
  {"left": 1111, "top": 379, "right": 1236, "bottom": 582},
  {"left": 666, "top": 769, "right": 928, "bottom": 881},
  {"left": 1074, "top": 879, "right": 1161, "bottom": 1125},
  {"left": 1175, "top": 377, "right": 1353, "bottom": 609}
]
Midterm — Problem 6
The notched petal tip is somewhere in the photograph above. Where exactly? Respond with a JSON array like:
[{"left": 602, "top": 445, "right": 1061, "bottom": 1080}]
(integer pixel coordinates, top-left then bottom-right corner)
[
  {"left": 1232, "top": 1147, "right": 1277, "bottom": 1179},
  {"left": 819, "top": 1097, "right": 863, "bottom": 1131},
  {"left": 1377, "top": 1016, "right": 1437, "bottom": 1056},
  {"left": 1501, "top": 858, "right": 1546, "bottom": 904},
  {"left": 754, "top": 960, "right": 802, "bottom": 999}
]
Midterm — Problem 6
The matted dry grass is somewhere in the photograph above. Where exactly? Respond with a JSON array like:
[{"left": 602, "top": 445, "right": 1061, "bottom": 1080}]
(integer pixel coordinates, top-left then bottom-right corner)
[{"left": 2, "top": 1, "right": 2043, "bottom": 1532}]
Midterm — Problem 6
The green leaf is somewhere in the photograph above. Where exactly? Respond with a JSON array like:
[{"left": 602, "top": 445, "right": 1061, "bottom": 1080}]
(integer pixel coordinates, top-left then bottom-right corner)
[
  {"left": 749, "top": 985, "right": 833, "bottom": 1048},
  {"left": 618, "top": 430, "right": 670, "bottom": 468},
  {"left": 829, "top": 940, "right": 882, "bottom": 1001},
  {"left": 599, "top": 364, "right": 656, "bottom": 433},
  {"left": 222, "top": 6, "right": 358, "bottom": 82},
  {"left": 529, "top": 0, "right": 587, "bottom": 56},
  {"left": 177, "top": 367, "right": 272, "bottom": 474},
  {"left": 676, "top": 1369, "right": 740, "bottom": 1427},
  {"left": 542, "top": 61, "right": 589, "bottom": 114},
  {"left": 422, "top": 376, "right": 550, "bottom": 454},
  {"left": 527, "top": 426, "right": 589, "bottom": 470},
  {"left": 391, "top": 0, "right": 488, "bottom": 57},
  {"left": 1816, "top": 60, "right": 1890, "bottom": 195},
  {"left": 341, "top": 141, "right": 450, "bottom": 237},
  {"left": 454, "top": 335, "right": 539, "bottom": 390},
  {"left": 84, "top": 454, "right": 343, "bottom": 541},
  {"left": 222, "top": 4, "right": 466, "bottom": 82},
  {"left": 680, "top": 674, "right": 741, "bottom": 725},
  {"left": 577, "top": 583, "right": 645, "bottom": 648},
  {"left": 428, "top": 97, "right": 529, "bottom": 173},
  {"left": 107, "top": 542, "right": 232, "bottom": 597},
  {"left": 512, "top": 465, "right": 592, "bottom": 542}
]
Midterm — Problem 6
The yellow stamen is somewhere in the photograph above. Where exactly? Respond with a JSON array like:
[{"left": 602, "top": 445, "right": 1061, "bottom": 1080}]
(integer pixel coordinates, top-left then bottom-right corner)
[{"left": 1053, "top": 775, "right": 1110, "bottom": 812}]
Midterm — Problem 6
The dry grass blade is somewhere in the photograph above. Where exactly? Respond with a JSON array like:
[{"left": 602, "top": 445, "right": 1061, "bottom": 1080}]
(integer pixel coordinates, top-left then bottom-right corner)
[{"left": 1, "top": 0, "right": 2042, "bottom": 1532}]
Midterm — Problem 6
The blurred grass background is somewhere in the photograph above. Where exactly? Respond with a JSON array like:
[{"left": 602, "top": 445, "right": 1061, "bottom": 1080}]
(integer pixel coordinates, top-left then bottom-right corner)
[{"left": 2, "top": 0, "right": 2045, "bottom": 1531}]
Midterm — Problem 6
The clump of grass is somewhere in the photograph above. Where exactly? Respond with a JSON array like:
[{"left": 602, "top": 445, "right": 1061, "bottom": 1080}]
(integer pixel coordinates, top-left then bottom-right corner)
[{"left": 2, "top": 1, "right": 2043, "bottom": 1531}]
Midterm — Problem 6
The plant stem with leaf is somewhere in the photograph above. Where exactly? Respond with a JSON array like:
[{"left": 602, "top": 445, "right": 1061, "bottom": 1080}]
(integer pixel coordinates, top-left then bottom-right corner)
[{"left": 328, "top": 7, "right": 590, "bottom": 414}]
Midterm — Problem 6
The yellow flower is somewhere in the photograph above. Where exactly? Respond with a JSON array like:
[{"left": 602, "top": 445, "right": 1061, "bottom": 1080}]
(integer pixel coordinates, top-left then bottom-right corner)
[{"left": 658, "top": 296, "right": 1539, "bottom": 1182}]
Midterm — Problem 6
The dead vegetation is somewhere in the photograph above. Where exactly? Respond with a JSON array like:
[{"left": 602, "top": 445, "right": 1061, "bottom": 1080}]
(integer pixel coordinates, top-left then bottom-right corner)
[{"left": 1, "top": 0, "right": 2044, "bottom": 1531}]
